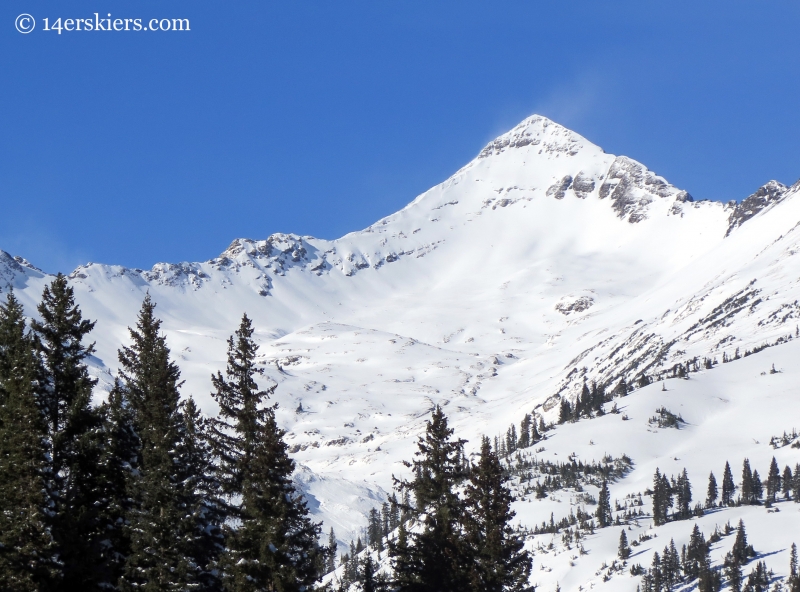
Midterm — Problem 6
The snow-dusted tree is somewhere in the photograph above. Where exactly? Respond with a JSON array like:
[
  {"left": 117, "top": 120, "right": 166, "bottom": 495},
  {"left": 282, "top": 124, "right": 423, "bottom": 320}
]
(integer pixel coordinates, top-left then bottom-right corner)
[
  {"left": 0, "top": 291, "right": 59, "bottom": 590},
  {"left": 675, "top": 469, "right": 692, "bottom": 519},
  {"left": 210, "top": 313, "right": 323, "bottom": 591},
  {"left": 766, "top": 457, "right": 781, "bottom": 504},
  {"left": 652, "top": 469, "right": 673, "bottom": 526},
  {"left": 390, "top": 405, "right": 470, "bottom": 592},
  {"left": 618, "top": 530, "right": 631, "bottom": 560},
  {"left": 32, "top": 274, "right": 108, "bottom": 587},
  {"left": 118, "top": 295, "right": 207, "bottom": 590},
  {"left": 596, "top": 480, "right": 612, "bottom": 527},
  {"left": 782, "top": 466, "right": 793, "bottom": 500},
  {"left": 463, "top": 437, "right": 533, "bottom": 592},
  {"left": 731, "top": 519, "right": 754, "bottom": 566},
  {"left": 722, "top": 461, "right": 736, "bottom": 506},
  {"left": 706, "top": 472, "right": 718, "bottom": 508}
]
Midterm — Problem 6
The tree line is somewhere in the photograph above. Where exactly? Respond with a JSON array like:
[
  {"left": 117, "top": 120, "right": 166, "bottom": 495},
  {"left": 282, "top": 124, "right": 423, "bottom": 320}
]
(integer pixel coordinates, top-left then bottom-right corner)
[{"left": 0, "top": 276, "right": 324, "bottom": 591}]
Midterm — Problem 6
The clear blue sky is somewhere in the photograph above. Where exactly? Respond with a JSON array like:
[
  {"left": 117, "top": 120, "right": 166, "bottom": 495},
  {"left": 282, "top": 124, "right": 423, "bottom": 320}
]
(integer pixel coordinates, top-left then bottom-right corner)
[{"left": 2, "top": 1, "right": 800, "bottom": 273}]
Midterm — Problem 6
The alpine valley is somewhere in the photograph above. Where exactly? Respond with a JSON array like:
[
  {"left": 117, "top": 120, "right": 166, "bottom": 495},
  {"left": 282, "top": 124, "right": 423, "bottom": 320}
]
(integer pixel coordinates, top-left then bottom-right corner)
[{"left": 4, "top": 115, "right": 800, "bottom": 591}]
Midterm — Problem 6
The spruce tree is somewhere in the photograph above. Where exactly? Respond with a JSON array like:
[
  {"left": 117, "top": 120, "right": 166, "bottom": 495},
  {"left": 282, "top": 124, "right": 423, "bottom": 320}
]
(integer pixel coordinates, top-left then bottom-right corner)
[
  {"left": 326, "top": 528, "right": 338, "bottom": 574},
  {"left": 368, "top": 507, "right": 384, "bottom": 552},
  {"left": 725, "top": 558, "right": 742, "bottom": 592},
  {"left": 766, "top": 457, "right": 781, "bottom": 504},
  {"left": 596, "top": 479, "right": 612, "bottom": 527},
  {"left": 742, "top": 459, "right": 754, "bottom": 505},
  {"left": 685, "top": 524, "right": 708, "bottom": 580},
  {"left": 783, "top": 466, "right": 793, "bottom": 500},
  {"left": 117, "top": 295, "right": 204, "bottom": 590},
  {"left": 794, "top": 464, "right": 800, "bottom": 503},
  {"left": 0, "top": 291, "right": 59, "bottom": 590},
  {"left": 210, "top": 313, "right": 322, "bottom": 591},
  {"left": 31, "top": 274, "right": 107, "bottom": 588},
  {"left": 652, "top": 469, "right": 672, "bottom": 526},
  {"left": 462, "top": 437, "right": 532, "bottom": 592},
  {"left": 722, "top": 462, "right": 736, "bottom": 506},
  {"left": 675, "top": 469, "right": 692, "bottom": 519},
  {"left": 94, "top": 380, "right": 139, "bottom": 587},
  {"left": 706, "top": 471, "right": 718, "bottom": 508},
  {"left": 618, "top": 530, "right": 631, "bottom": 560},
  {"left": 390, "top": 405, "right": 469, "bottom": 592},
  {"left": 389, "top": 523, "right": 417, "bottom": 590},
  {"left": 731, "top": 520, "right": 754, "bottom": 565},
  {"left": 178, "top": 397, "right": 224, "bottom": 590}
]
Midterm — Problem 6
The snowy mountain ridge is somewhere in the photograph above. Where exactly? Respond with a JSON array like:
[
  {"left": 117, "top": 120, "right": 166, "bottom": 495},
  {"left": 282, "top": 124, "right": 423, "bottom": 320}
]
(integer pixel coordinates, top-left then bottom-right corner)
[{"left": 3, "top": 115, "right": 800, "bottom": 588}]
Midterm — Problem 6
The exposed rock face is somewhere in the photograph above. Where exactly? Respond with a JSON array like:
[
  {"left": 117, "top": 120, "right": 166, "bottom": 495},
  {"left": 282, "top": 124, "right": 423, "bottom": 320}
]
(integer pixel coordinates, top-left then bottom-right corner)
[
  {"left": 555, "top": 295, "right": 595, "bottom": 315},
  {"left": 726, "top": 180, "right": 788, "bottom": 236},
  {"left": 598, "top": 156, "right": 691, "bottom": 223},
  {"left": 572, "top": 171, "right": 596, "bottom": 199},
  {"left": 546, "top": 175, "right": 574, "bottom": 200}
]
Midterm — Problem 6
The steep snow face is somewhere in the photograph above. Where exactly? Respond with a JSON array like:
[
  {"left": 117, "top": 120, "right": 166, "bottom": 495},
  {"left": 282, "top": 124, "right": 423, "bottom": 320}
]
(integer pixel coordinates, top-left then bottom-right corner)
[{"left": 2, "top": 115, "right": 800, "bottom": 550}]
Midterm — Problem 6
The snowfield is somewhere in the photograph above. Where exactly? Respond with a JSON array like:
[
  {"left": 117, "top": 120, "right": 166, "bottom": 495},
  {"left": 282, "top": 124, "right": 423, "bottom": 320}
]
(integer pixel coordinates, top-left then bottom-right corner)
[{"left": 3, "top": 115, "right": 800, "bottom": 588}]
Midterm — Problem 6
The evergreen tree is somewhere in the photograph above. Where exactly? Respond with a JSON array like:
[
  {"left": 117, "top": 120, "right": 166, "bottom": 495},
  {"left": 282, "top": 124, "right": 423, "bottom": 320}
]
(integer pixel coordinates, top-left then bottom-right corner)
[
  {"left": 726, "top": 558, "right": 743, "bottom": 592},
  {"left": 731, "top": 520, "right": 754, "bottom": 565},
  {"left": 675, "top": 469, "right": 692, "bottom": 519},
  {"left": 618, "top": 530, "right": 631, "bottom": 560},
  {"left": 210, "top": 313, "right": 323, "bottom": 591},
  {"left": 0, "top": 291, "right": 59, "bottom": 590},
  {"left": 381, "top": 502, "right": 391, "bottom": 538},
  {"left": 662, "top": 539, "right": 680, "bottom": 590},
  {"left": 388, "top": 493, "right": 401, "bottom": 531},
  {"left": 742, "top": 459, "right": 754, "bottom": 505},
  {"left": 462, "top": 437, "right": 532, "bottom": 592},
  {"left": 117, "top": 295, "right": 204, "bottom": 590},
  {"left": 178, "top": 397, "right": 225, "bottom": 590},
  {"left": 782, "top": 466, "right": 793, "bottom": 500},
  {"left": 722, "top": 462, "right": 736, "bottom": 506},
  {"left": 326, "top": 528, "right": 338, "bottom": 574},
  {"left": 361, "top": 555, "right": 378, "bottom": 592},
  {"left": 652, "top": 469, "right": 672, "bottom": 526},
  {"left": 766, "top": 457, "right": 781, "bottom": 504},
  {"left": 518, "top": 414, "right": 531, "bottom": 449},
  {"left": 596, "top": 480, "right": 612, "bottom": 527},
  {"left": 368, "top": 507, "right": 384, "bottom": 552},
  {"left": 94, "top": 380, "right": 139, "bottom": 587},
  {"left": 752, "top": 470, "right": 763, "bottom": 503},
  {"left": 389, "top": 522, "right": 417, "bottom": 590},
  {"left": 651, "top": 552, "right": 662, "bottom": 592},
  {"left": 558, "top": 399, "right": 571, "bottom": 424},
  {"left": 685, "top": 524, "right": 708, "bottom": 580},
  {"left": 794, "top": 464, "right": 800, "bottom": 503},
  {"left": 31, "top": 274, "right": 107, "bottom": 589},
  {"left": 706, "top": 472, "right": 718, "bottom": 508},
  {"left": 390, "top": 406, "right": 469, "bottom": 592}
]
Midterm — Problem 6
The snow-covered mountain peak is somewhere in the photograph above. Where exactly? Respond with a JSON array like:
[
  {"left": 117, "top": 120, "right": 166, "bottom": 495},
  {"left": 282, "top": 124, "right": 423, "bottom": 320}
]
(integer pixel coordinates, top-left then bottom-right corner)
[{"left": 477, "top": 114, "right": 599, "bottom": 160}]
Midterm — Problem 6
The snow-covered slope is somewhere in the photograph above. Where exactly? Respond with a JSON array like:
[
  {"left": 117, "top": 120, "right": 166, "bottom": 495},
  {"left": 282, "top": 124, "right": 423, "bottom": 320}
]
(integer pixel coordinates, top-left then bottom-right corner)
[{"left": 3, "top": 115, "right": 800, "bottom": 578}]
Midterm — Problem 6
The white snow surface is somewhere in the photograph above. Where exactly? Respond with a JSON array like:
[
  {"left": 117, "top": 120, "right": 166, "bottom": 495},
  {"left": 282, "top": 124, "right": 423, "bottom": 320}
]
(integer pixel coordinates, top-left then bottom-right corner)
[{"left": 3, "top": 115, "right": 800, "bottom": 585}]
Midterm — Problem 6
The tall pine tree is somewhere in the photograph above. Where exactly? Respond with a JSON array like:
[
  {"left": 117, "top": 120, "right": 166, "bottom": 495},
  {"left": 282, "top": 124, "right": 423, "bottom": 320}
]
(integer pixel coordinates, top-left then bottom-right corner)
[
  {"left": 722, "top": 461, "right": 736, "bottom": 506},
  {"left": 462, "top": 437, "right": 532, "bottom": 592},
  {"left": 31, "top": 274, "right": 107, "bottom": 589},
  {"left": 117, "top": 295, "right": 206, "bottom": 590},
  {"left": 390, "top": 405, "right": 469, "bottom": 592},
  {"left": 210, "top": 313, "right": 322, "bottom": 591},
  {"left": 596, "top": 480, "right": 612, "bottom": 527},
  {"left": 0, "top": 290, "right": 59, "bottom": 590}
]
